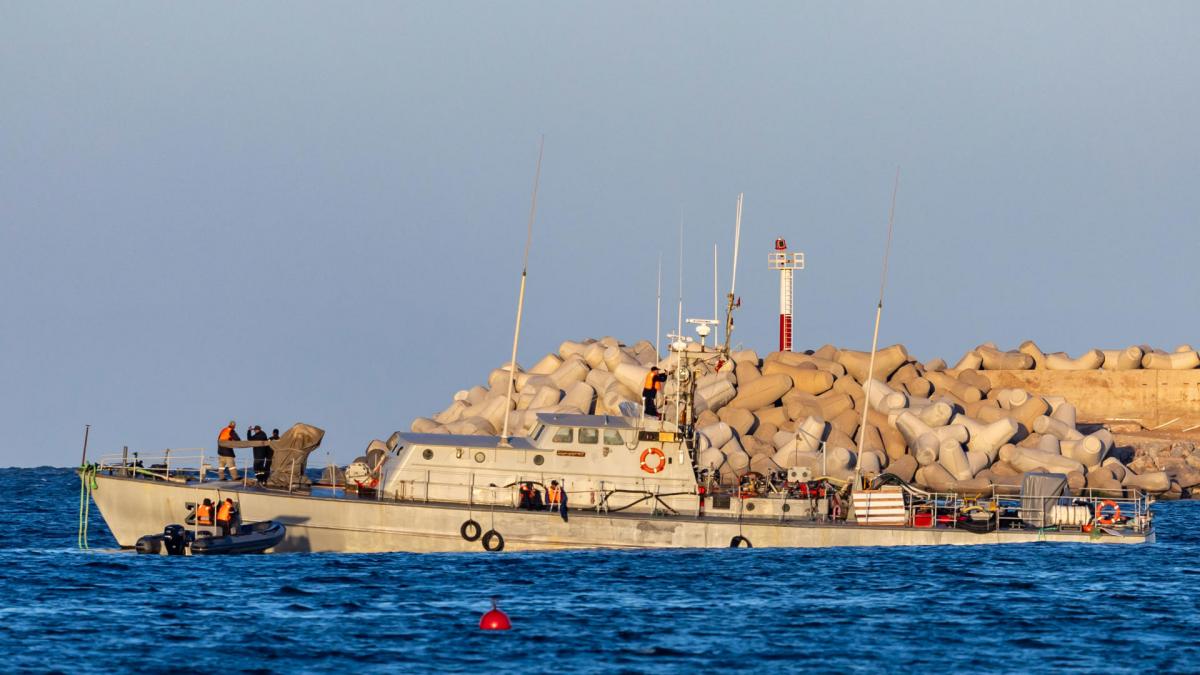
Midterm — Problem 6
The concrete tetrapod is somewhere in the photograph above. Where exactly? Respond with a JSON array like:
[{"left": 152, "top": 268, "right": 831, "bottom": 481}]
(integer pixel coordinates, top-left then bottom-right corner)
[
  {"left": 864, "top": 378, "right": 907, "bottom": 413},
  {"left": 925, "top": 371, "right": 983, "bottom": 402},
  {"left": 960, "top": 417, "right": 1018, "bottom": 460},
  {"left": 717, "top": 407, "right": 758, "bottom": 437},
  {"left": 887, "top": 455, "right": 918, "bottom": 483},
  {"left": 761, "top": 361, "right": 834, "bottom": 395},
  {"left": 998, "top": 444, "right": 1085, "bottom": 475},
  {"left": 990, "top": 388, "right": 1030, "bottom": 409},
  {"left": 894, "top": 411, "right": 934, "bottom": 447},
  {"left": 915, "top": 463, "right": 956, "bottom": 492},
  {"left": 529, "top": 353, "right": 563, "bottom": 375},
  {"left": 561, "top": 382, "right": 596, "bottom": 414},
  {"left": 1049, "top": 402, "right": 1077, "bottom": 428},
  {"left": 977, "top": 346, "right": 1034, "bottom": 371},
  {"left": 1101, "top": 346, "right": 1144, "bottom": 371},
  {"left": 911, "top": 401, "right": 954, "bottom": 428},
  {"left": 835, "top": 344, "right": 909, "bottom": 383},
  {"left": 1045, "top": 350, "right": 1105, "bottom": 371},
  {"left": 913, "top": 433, "right": 940, "bottom": 466},
  {"left": 698, "top": 422, "right": 734, "bottom": 450},
  {"left": 695, "top": 379, "right": 737, "bottom": 414},
  {"left": 1060, "top": 435, "right": 1106, "bottom": 468},
  {"left": 903, "top": 377, "right": 933, "bottom": 399},
  {"left": 952, "top": 351, "right": 983, "bottom": 371},
  {"left": 557, "top": 340, "right": 588, "bottom": 360},
  {"left": 728, "top": 373, "right": 793, "bottom": 410},
  {"left": 1142, "top": 351, "right": 1200, "bottom": 370},
  {"left": 1123, "top": 470, "right": 1171, "bottom": 493},
  {"left": 938, "top": 440, "right": 974, "bottom": 481},
  {"left": 548, "top": 356, "right": 590, "bottom": 388},
  {"left": 1033, "top": 415, "right": 1084, "bottom": 441},
  {"left": 1018, "top": 341, "right": 1046, "bottom": 370},
  {"left": 957, "top": 369, "right": 993, "bottom": 395}
]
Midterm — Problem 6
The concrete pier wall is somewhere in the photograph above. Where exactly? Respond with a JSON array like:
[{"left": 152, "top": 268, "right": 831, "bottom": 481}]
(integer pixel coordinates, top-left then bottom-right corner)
[{"left": 984, "top": 370, "right": 1200, "bottom": 428}]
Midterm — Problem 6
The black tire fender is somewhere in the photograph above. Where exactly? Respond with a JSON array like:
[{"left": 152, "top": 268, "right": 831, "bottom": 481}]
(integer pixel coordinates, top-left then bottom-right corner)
[
  {"left": 730, "top": 535, "right": 752, "bottom": 548},
  {"left": 482, "top": 529, "right": 505, "bottom": 552},
  {"left": 460, "top": 519, "right": 482, "bottom": 542}
]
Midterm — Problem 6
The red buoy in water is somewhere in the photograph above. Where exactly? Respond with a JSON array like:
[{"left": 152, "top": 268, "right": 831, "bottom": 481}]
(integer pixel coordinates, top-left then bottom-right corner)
[{"left": 480, "top": 599, "right": 511, "bottom": 631}]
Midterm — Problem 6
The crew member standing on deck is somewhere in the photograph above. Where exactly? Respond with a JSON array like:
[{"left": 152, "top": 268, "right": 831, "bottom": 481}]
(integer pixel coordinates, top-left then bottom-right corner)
[
  {"left": 250, "top": 425, "right": 271, "bottom": 484},
  {"left": 642, "top": 367, "right": 667, "bottom": 418},
  {"left": 216, "top": 421, "right": 240, "bottom": 481}
]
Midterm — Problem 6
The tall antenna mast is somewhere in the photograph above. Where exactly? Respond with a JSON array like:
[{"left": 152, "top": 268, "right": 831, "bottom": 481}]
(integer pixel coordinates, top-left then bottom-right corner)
[
  {"left": 713, "top": 244, "right": 718, "bottom": 322},
  {"left": 721, "top": 192, "right": 744, "bottom": 355},
  {"left": 655, "top": 254, "right": 662, "bottom": 360},
  {"left": 677, "top": 210, "right": 684, "bottom": 338},
  {"left": 499, "top": 136, "right": 544, "bottom": 444},
  {"left": 855, "top": 167, "right": 901, "bottom": 475}
]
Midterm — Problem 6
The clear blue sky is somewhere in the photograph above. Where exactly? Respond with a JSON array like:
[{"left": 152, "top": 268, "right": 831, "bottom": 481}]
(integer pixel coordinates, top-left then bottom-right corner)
[{"left": 2, "top": 2, "right": 1197, "bottom": 467}]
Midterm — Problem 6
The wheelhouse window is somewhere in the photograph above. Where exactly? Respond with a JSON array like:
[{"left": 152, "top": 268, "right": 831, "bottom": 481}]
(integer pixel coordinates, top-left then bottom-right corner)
[
  {"left": 530, "top": 424, "right": 546, "bottom": 441},
  {"left": 579, "top": 428, "right": 599, "bottom": 444},
  {"left": 551, "top": 427, "right": 574, "bottom": 443},
  {"left": 603, "top": 429, "right": 624, "bottom": 445}
]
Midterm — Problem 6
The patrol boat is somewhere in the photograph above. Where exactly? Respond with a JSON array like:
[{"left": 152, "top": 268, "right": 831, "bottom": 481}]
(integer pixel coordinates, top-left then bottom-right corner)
[
  {"left": 83, "top": 339, "right": 1155, "bottom": 553},
  {"left": 82, "top": 177, "right": 1153, "bottom": 551}
]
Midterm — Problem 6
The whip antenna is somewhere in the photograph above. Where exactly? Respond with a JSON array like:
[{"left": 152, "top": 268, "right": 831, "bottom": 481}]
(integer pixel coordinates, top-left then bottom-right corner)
[
  {"left": 855, "top": 168, "right": 901, "bottom": 478},
  {"left": 721, "top": 192, "right": 744, "bottom": 355},
  {"left": 500, "top": 136, "right": 544, "bottom": 444}
]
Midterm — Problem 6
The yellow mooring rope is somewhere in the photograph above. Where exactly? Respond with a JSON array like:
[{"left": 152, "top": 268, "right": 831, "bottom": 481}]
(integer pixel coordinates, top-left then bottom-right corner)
[{"left": 77, "top": 464, "right": 97, "bottom": 550}]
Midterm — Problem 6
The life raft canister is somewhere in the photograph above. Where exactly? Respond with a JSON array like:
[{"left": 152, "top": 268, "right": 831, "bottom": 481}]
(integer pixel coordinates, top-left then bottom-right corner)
[
  {"left": 639, "top": 447, "right": 666, "bottom": 474},
  {"left": 1095, "top": 499, "right": 1121, "bottom": 525}
]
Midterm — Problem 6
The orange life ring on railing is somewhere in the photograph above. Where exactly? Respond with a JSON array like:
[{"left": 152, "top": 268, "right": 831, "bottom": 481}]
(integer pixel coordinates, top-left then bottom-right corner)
[
  {"left": 639, "top": 447, "right": 666, "bottom": 474},
  {"left": 1095, "top": 499, "right": 1120, "bottom": 525}
]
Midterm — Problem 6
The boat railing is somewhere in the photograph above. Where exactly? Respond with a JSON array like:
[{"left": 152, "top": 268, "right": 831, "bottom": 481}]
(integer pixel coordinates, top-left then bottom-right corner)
[
  {"left": 95, "top": 449, "right": 260, "bottom": 488},
  {"left": 870, "top": 486, "right": 1153, "bottom": 534}
]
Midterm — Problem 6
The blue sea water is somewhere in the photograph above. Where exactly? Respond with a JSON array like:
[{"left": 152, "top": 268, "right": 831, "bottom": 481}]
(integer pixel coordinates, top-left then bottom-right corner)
[{"left": 1, "top": 467, "right": 1198, "bottom": 673}]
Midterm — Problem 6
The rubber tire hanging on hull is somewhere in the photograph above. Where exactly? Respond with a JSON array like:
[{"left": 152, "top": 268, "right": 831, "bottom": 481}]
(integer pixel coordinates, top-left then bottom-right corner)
[
  {"left": 460, "top": 520, "right": 482, "bottom": 542},
  {"left": 730, "top": 535, "right": 752, "bottom": 548},
  {"left": 482, "top": 530, "right": 505, "bottom": 552}
]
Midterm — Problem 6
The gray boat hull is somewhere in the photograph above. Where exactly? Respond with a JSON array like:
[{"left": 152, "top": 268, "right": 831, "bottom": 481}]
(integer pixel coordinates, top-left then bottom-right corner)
[{"left": 90, "top": 474, "right": 1153, "bottom": 553}]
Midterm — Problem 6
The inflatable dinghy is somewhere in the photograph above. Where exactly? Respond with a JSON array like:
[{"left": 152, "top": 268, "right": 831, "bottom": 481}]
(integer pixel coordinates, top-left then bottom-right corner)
[
  {"left": 190, "top": 521, "right": 286, "bottom": 555},
  {"left": 135, "top": 521, "right": 285, "bottom": 555}
]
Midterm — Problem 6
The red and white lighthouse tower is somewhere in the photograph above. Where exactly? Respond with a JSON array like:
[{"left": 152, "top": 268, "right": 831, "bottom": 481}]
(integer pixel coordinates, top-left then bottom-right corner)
[{"left": 768, "top": 238, "right": 805, "bottom": 351}]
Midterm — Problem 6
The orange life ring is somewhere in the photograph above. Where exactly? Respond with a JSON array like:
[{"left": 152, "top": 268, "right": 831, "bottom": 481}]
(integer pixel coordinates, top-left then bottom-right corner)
[
  {"left": 639, "top": 447, "right": 666, "bottom": 474},
  {"left": 1095, "top": 499, "right": 1120, "bottom": 525}
]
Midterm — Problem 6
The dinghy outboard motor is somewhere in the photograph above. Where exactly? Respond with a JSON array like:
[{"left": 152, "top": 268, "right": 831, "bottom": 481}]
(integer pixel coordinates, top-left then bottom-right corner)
[{"left": 162, "top": 524, "right": 191, "bottom": 555}]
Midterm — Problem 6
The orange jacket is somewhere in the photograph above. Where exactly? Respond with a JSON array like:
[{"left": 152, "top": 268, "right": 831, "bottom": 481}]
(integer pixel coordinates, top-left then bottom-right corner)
[
  {"left": 216, "top": 501, "right": 234, "bottom": 523},
  {"left": 643, "top": 372, "right": 663, "bottom": 392},
  {"left": 218, "top": 426, "right": 235, "bottom": 442},
  {"left": 196, "top": 503, "right": 214, "bottom": 525}
]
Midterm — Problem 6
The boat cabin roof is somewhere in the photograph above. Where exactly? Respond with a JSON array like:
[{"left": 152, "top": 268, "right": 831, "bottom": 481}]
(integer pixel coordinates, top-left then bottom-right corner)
[
  {"left": 533, "top": 413, "right": 643, "bottom": 429},
  {"left": 393, "top": 433, "right": 537, "bottom": 450}
]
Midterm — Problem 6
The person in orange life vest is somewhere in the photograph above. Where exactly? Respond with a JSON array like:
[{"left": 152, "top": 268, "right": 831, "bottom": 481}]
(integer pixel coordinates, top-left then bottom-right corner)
[
  {"left": 196, "top": 498, "right": 215, "bottom": 526},
  {"left": 216, "top": 421, "right": 240, "bottom": 481},
  {"left": 216, "top": 498, "right": 237, "bottom": 536},
  {"left": 642, "top": 367, "right": 667, "bottom": 417},
  {"left": 547, "top": 480, "right": 569, "bottom": 522}
]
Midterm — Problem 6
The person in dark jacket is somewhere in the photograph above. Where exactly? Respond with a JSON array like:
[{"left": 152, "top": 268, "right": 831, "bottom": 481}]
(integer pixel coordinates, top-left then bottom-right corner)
[{"left": 250, "top": 425, "right": 271, "bottom": 484}]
